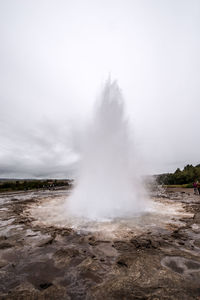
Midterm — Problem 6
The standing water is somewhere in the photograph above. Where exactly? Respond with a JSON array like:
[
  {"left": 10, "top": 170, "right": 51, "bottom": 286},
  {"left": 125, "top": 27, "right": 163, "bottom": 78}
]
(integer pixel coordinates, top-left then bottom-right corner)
[{"left": 67, "top": 80, "right": 147, "bottom": 220}]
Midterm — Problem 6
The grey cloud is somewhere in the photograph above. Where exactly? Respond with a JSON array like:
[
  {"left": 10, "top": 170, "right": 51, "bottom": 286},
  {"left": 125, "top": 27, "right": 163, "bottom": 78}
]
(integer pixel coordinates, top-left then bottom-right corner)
[{"left": 0, "top": 0, "right": 200, "bottom": 177}]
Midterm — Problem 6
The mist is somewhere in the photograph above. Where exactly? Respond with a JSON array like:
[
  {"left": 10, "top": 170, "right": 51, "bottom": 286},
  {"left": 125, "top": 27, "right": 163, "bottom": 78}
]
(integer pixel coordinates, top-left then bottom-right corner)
[{"left": 67, "top": 80, "right": 147, "bottom": 219}]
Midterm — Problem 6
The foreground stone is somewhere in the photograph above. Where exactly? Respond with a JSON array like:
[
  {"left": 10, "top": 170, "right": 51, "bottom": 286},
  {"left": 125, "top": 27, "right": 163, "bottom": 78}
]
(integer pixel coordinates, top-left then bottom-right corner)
[{"left": 0, "top": 188, "right": 200, "bottom": 299}]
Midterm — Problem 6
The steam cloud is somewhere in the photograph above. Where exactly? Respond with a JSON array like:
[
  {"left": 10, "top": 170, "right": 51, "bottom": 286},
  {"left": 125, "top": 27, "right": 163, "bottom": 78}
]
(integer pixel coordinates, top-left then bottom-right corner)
[{"left": 67, "top": 80, "right": 147, "bottom": 220}]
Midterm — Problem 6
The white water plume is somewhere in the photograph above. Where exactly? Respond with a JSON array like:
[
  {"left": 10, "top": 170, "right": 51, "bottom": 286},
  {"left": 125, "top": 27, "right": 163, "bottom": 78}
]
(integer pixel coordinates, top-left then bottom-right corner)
[{"left": 67, "top": 80, "right": 147, "bottom": 220}]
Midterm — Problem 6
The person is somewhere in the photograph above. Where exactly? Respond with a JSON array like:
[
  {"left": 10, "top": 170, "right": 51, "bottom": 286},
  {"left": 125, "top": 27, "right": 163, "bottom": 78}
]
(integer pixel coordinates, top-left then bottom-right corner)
[
  {"left": 197, "top": 181, "right": 200, "bottom": 195},
  {"left": 193, "top": 181, "right": 198, "bottom": 195}
]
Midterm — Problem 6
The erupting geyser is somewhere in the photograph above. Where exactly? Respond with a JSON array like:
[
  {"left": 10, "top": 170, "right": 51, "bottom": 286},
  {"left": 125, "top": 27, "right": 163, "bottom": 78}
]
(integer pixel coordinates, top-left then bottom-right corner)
[{"left": 67, "top": 80, "right": 147, "bottom": 220}]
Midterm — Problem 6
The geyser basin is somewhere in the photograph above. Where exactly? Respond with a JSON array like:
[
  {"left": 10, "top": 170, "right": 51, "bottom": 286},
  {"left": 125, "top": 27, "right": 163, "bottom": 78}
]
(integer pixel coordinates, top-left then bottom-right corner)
[
  {"left": 67, "top": 80, "right": 147, "bottom": 220},
  {"left": 26, "top": 82, "right": 192, "bottom": 238},
  {"left": 1, "top": 188, "right": 199, "bottom": 300},
  {"left": 27, "top": 194, "right": 192, "bottom": 239}
]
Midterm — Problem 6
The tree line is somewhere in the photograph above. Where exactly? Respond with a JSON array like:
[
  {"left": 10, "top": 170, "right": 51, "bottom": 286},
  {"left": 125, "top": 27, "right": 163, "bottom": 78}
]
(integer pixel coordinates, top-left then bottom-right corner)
[
  {"left": 0, "top": 179, "right": 73, "bottom": 192},
  {"left": 156, "top": 164, "right": 200, "bottom": 186}
]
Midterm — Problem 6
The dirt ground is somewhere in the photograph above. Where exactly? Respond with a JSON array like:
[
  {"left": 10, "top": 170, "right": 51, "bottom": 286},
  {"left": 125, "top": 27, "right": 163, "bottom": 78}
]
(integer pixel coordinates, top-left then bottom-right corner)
[{"left": 0, "top": 187, "right": 200, "bottom": 300}]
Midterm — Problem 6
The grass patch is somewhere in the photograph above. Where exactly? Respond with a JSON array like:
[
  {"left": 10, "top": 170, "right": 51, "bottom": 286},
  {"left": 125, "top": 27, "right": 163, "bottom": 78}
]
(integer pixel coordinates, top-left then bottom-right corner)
[{"left": 165, "top": 183, "right": 193, "bottom": 188}]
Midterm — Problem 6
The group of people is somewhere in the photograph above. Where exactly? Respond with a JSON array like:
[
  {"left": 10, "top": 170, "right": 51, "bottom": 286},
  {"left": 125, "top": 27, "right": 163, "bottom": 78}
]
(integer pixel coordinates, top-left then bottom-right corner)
[{"left": 193, "top": 181, "right": 200, "bottom": 195}]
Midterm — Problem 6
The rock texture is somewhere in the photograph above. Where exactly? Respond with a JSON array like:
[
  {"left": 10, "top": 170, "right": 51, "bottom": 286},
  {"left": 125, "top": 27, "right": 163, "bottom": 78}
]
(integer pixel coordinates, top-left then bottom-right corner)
[{"left": 0, "top": 188, "right": 200, "bottom": 299}]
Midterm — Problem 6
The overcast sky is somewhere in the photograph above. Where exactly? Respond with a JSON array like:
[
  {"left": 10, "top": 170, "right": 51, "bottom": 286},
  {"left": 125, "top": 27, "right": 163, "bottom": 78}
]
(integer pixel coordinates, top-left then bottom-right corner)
[{"left": 0, "top": 0, "right": 200, "bottom": 178}]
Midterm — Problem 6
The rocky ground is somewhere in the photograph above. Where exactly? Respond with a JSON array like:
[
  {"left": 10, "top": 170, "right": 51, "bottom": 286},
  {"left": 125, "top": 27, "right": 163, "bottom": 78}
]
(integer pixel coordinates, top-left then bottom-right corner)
[{"left": 0, "top": 187, "right": 200, "bottom": 300}]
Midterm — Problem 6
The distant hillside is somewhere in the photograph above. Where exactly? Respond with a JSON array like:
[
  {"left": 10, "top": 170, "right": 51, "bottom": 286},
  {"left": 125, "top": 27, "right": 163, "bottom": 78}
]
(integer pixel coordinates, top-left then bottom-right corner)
[{"left": 156, "top": 164, "right": 200, "bottom": 185}]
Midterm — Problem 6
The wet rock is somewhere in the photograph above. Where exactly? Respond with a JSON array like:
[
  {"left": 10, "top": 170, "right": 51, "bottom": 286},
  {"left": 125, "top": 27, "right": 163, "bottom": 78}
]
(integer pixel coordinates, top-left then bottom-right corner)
[
  {"left": 78, "top": 257, "right": 100, "bottom": 271},
  {"left": 39, "top": 282, "right": 53, "bottom": 290},
  {"left": 37, "top": 236, "right": 54, "bottom": 247},
  {"left": 166, "top": 260, "right": 184, "bottom": 274},
  {"left": 116, "top": 259, "right": 128, "bottom": 268},
  {"left": 0, "top": 242, "right": 13, "bottom": 249},
  {"left": 194, "top": 239, "right": 200, "bottom": 248},
  {"left": 171, "top": 229, "right": 187, "bottom": 241},
  {"left": 77, "top": 257, "right": 103, "bottom": 284},
  {"left": 40, "top": 285, "right": 70, "bottom": 299},
  {"left": 60, "top": 228, "right": 72, "bottom": 236},
  {"left": 2, "top": 283, "right": 70, "bottom": 300},
  {"left": 20, "top": 260, "right": 64, "bottom": 290},
  {"left": 53, "top": 247, "right": 80, "bottom": 266},
  {"left": 161, "top": 256, "right": 200, "bottom": 276},
  {"left": 130, "top": 237, "right": 161, "bottom": 250},
  {"left": 193, "top": 212, "right": 200, "bottom": 224},
  {"left": 55, "top": 247, "right": 79, "bottom": 258},
  {"left": 99, "top": 258, "right": 105, "bottom": 262},
  {"left": 0, "top": 259, "right": 8, "bottom": 268},
  {"left": 79, "top": 269, "right": 102, "bottom": 283},
  {"left": 1, "top": 188, "right": 200, "bottom": 299},
  {"left": 113, "top": 241, "right": 132, "bottom": 251},
  {"left": 88, "top": 235, "right": 98, "bottom": 246},
  {"left": 178, "top": 241, "right": 185, "bottom": 245},
  {"left": 88, "top": 277, "right": 162, "bottom": 300},
  {"left": 185, "top": 261, "right": 200, "bottom": 270},
  {"left": 171, "top": 229, "right": 180, "bottom": 238}
]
